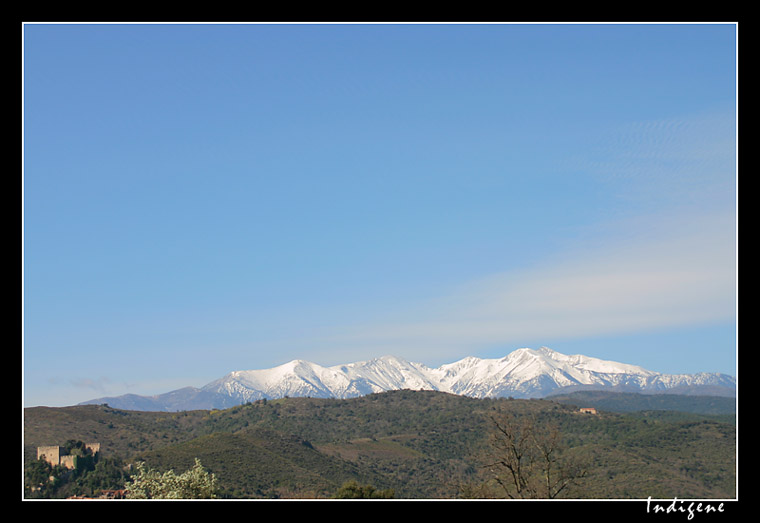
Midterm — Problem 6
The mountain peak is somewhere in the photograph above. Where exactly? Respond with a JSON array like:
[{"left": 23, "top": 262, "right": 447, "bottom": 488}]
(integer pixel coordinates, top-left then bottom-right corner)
[{"left": 79, "top": 347, "right": 737, "bottom": 411}]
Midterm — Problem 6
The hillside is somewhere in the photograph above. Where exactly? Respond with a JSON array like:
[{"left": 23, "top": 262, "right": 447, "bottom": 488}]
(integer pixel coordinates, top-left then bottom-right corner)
[
  {"left": 549, "top": 390, "right": 736, "bottom": 418},
  {"left": 24, "top": 389, "right": 737, "bottom": 499}
]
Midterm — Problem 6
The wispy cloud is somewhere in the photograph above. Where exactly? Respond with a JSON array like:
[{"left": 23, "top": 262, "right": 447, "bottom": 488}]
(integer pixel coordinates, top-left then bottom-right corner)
[
  {"left": 328, "top": 208, "right": 733, "bottom": 357},
  {"left": 65, "top": 375, "right": 200, "bottom": 399},
  {"left": 69, "top": 377, "right": 111, "bottom": 392},
  {"left": 314, "top": 109, "right": 737, "bottom": 365}
]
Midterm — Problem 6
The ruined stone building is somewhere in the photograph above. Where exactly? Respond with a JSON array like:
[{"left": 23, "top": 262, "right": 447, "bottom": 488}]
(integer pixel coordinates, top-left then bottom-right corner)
[{"left": 37, "top": 443, "right": 100, "bottom": 469}]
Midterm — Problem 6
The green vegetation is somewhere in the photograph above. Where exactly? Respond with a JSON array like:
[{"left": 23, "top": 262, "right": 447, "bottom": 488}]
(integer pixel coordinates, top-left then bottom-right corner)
[
  {"left": 549, "top": 390, "right": 736, "bottom": 418},
  {"left": 333, "top": 480, "right": 394, "bottom": 499},
  {"left": 126, "top": 458, "right": 219, "bottom": 499},
  {"left": 24, "top": 441, "right": 129, "bottom": 499},
  {"left": 23, "top": 390, "right": 737, "bottom": 499}
]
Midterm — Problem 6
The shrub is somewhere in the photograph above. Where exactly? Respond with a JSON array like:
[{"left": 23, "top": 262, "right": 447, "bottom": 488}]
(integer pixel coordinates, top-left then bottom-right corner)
[{"left": 125, "top": 458, "right": 219, "bottom": 499}]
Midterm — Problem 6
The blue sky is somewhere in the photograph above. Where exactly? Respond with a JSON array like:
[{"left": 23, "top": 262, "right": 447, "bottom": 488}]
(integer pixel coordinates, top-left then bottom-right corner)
[{"left": 23, "top": 23, "right": 737, "bottom": 407}]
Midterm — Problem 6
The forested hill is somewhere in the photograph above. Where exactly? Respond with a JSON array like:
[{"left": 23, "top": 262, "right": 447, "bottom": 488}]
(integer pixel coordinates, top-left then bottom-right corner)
[
  {"left": 24, "top": 389, "right": 736, "bottom": 499},
  {"left": 549, "top": 390, "right": 735, "bottom": 418}
]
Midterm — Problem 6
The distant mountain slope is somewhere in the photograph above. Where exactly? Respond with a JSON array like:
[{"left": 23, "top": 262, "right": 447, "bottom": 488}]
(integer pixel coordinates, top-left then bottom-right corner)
[
  {"left": 80, "top": 347, "right": 736, "bottom": 412},
  {"left": 548, "top": 390, "right": 736, "bottom": 416}
]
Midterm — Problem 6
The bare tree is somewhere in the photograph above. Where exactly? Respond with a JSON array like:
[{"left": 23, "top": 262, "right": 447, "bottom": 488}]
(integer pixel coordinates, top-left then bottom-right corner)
[{"left": 481, "top": 412, "right": 588, "bottom": 499}]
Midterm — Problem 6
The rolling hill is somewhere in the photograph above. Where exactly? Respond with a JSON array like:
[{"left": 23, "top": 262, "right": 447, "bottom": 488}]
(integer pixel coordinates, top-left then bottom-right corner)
[{"left": 25, "top": 389, "right": 737, "bottom": 499}]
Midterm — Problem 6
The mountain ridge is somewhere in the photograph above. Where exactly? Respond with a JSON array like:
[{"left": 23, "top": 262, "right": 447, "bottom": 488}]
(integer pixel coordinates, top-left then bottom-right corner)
[{"left": 79, "top": 347, "right": 736, "bottom": 411}]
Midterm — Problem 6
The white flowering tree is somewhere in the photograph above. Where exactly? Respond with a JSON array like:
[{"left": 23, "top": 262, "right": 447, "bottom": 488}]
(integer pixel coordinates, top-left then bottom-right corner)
[{"left": 125, "top": 458, "right": 219, "bottom": 499}]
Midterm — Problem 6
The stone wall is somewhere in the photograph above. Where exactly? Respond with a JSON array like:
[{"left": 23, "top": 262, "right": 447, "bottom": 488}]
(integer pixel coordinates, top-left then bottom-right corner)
[
  {"left": 36, "top": 446, "right": 63, "bottom": 467},
  {"left": 36, "top": 443, "right": 100, "bottom": 469}
]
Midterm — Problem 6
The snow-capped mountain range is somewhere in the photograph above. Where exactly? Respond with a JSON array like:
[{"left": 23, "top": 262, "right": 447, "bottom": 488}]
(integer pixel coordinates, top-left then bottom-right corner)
[{"left": 79, "top": 347, "right": 736, "bottom": 412}]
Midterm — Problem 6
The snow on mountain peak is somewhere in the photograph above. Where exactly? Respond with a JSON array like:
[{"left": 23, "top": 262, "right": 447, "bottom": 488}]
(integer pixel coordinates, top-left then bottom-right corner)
[{"left": 105, "top": 347, "right": 735, "bottom": 411}]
